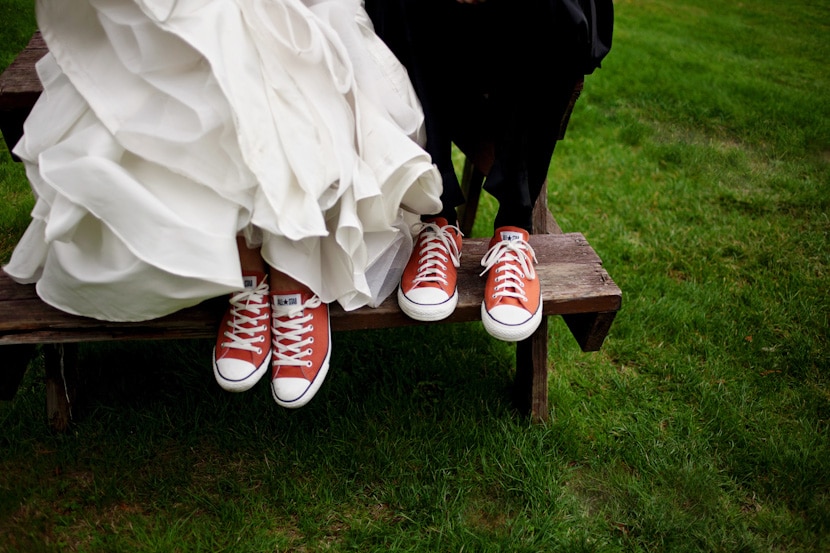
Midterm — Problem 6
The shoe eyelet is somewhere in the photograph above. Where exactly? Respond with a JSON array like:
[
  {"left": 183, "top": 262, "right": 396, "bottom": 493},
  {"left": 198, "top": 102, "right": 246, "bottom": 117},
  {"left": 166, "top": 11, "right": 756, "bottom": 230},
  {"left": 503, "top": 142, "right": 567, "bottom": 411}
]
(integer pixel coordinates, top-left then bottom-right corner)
[
  {"left": 309, "top": 325, "right": 314, "bottom": 331},
  {"left": 306, "top": 361, "right": 313, "bottom": 367},
  {"left": 309, "top": 337, "right": 314, "bottom": 343},
  {"left": 306, "top": 349, "right": 313, "bottom": 356},
  {"left": 255, "top": 348, "right": 262, "bottom": 354}
]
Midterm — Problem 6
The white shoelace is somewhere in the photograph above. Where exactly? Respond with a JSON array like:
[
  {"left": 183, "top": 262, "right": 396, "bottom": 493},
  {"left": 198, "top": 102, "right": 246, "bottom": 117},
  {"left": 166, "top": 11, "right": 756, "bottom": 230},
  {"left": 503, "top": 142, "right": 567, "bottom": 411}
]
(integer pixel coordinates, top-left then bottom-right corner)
[
  {"left": 221, "top": 280, "right": 270, "bottom": 354},
  {"left": 480, "top": 238, "right": 538, "bottom": 302},
  {"left": 272, "top": 294, "right": 323, "bottom": 369},
  {"left": 411, "top": 221, "right": 462, "bottom": 287}
]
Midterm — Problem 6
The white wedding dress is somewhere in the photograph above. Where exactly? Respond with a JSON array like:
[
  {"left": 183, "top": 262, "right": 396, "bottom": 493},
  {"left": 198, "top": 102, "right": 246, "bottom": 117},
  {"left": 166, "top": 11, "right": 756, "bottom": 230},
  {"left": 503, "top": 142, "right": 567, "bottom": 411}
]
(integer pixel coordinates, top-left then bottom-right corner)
[{"left": 3, "top": 0, "right": 442, "bottom": 321}]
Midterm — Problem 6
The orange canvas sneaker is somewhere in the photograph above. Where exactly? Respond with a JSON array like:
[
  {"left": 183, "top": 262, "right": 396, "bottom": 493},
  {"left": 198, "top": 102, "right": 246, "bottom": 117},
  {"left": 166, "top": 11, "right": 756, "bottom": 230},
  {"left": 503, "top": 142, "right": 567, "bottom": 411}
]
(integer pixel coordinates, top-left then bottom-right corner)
[
  {"left": 397, "top": 217, "right": 463, "bottom": 321},
  {"left": 270, "top": 290, "right": 331, "bottom": 408},
  {"left": 213, "top": 272, "right": 271, "bottom": 392},
  {"left": 480, "top": 227, "right": 542, "bottom": 342}
]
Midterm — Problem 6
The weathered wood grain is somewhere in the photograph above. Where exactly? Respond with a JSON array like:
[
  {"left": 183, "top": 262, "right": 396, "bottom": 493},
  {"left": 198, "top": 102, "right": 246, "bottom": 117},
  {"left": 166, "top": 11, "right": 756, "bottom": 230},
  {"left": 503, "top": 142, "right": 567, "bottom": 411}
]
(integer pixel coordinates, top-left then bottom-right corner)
[
  {"left": 0, "top": 32, "right": 46, "bottom": 156},
  {"left": 0, "top": 32, "right": 45, "bottom": 100}
]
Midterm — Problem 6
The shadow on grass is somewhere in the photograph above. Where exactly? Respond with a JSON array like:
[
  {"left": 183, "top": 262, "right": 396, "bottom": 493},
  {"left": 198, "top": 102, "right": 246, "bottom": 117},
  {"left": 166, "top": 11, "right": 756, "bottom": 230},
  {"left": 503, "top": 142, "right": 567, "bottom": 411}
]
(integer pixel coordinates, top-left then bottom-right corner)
[
  {"left": 2, "top": 324, "right": 577, "bottom": 552},
  {"left": 18, "top": 322, "right": 522, "bottom": 440}
]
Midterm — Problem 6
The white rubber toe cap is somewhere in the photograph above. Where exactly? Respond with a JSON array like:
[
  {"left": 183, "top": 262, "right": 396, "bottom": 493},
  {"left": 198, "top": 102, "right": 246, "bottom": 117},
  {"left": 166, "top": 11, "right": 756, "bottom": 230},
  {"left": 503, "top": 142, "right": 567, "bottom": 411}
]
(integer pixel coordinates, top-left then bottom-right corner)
[
  {"left": 487, "top": 305, "right": 532, "bottom": 325},
  {"left": 404, "top": 287, "right": 450, "bottom": 305},
  {"left": 481, "top": 304, "right": 543, "bottom": 342},
  {"left": 271, "top": 361, "right": 330, "bottom": 409},
  {"left": 398, "top": 287, "right": 458, "bottom": 321},
  {"left": 272, "top": 378, "right": 311, "bottom": 406},
  {"left": 212, "top": 353, "right": 268, "bottom": 393}
]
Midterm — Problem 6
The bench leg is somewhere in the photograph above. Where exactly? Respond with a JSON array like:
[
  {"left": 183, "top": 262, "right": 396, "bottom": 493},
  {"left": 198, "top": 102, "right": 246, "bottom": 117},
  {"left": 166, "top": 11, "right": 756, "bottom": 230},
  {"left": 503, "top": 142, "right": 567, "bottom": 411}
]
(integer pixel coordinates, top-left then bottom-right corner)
[
  {"left": 511, "top": 177, "right": 555, "bottom": 422},
  {"left": 563, "top": 311, "right": 618, "bottom": 352},
  {"left": 1, "top": 344, "right": 37, "bottom": 400},
  {"left": 45, "top": 344, "right": 79, "bottom": 432},
  {"left": 513, "top": 316, "right": 550, "bottom": 422}
]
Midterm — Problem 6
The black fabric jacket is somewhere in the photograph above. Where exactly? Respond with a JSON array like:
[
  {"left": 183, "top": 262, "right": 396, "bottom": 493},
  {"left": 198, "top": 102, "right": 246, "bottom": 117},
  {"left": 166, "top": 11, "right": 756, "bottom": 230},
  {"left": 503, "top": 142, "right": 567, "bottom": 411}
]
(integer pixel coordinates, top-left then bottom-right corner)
[{"left": 554, "top": 0, "right": 614, "bottom": 74}]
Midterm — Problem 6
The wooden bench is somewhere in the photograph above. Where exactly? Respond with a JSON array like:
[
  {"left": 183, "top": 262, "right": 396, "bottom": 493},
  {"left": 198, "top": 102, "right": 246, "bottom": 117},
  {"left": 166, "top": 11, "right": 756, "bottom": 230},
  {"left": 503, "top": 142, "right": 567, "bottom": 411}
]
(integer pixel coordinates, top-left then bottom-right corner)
[{"left": 0, "top": 32, "right": 621, "bottom": 430}]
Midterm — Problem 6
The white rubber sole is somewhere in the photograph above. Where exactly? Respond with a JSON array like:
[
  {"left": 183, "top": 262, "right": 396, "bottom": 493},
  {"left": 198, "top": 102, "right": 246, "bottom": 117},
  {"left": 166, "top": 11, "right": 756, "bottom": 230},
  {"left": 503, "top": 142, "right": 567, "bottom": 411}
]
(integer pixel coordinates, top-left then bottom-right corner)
[
  {"left": 481, "top": 303, "right": 543, "bottom": 342},
  {"left": 397, "top": 287, "right": 458, "bottom": 321}
]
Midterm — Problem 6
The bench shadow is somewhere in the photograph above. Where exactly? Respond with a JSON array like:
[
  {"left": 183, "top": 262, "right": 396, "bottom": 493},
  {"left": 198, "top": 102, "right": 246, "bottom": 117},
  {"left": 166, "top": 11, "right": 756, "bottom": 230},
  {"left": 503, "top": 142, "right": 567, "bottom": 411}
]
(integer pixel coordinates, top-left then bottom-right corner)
[{"left": 67, "top": 322, "right": 520, "bottom": 427}]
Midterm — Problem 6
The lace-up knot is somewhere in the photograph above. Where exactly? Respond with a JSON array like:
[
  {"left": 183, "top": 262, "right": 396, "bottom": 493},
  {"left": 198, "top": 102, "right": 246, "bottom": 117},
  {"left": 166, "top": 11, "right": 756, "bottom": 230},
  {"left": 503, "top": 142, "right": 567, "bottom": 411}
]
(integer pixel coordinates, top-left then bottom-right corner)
[
  {"left": 220, "top": 280, "right": 271, "bottom": 353},
  {"left": 410, "top": 220, "right": 462, "bottom": 286},
  {"left": 480, "top": 239, "right": 538, "bottom": 303},
  {"left": 272, "top": 294, "right": 323, "bottom": 369}
]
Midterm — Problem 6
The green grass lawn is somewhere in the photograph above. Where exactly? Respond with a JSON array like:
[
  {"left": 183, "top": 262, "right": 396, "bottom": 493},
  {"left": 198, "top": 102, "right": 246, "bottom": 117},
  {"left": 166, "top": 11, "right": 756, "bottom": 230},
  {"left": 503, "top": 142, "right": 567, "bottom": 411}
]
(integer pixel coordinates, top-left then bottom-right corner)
[{"left": 1, "top": 0, "right": 829, "bottom": 551}]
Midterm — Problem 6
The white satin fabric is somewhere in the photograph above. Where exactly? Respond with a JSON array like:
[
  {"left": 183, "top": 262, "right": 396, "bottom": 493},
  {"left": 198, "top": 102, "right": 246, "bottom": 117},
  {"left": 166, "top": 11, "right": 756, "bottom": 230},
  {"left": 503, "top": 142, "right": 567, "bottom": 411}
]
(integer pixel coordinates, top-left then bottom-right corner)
[{"left": 4, "top": 0, "right": 441, "bottom": 321}]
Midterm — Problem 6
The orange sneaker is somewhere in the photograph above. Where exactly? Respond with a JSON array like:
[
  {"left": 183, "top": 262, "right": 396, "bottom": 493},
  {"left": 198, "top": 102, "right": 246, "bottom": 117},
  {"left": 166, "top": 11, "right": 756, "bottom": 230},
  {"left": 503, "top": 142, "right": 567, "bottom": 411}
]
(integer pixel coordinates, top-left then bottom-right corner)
[
  {"left": 270, "top": 290, "right": 331, "bottom": 408},
  {"left": 213, "top": 272, "right": 271, "bottom": 392},
  {"left": 480, "top": 227, "right": 542, "bottom": 342},
  {"left": 397, "top": 217, "right": 463, "bottom": 321}
]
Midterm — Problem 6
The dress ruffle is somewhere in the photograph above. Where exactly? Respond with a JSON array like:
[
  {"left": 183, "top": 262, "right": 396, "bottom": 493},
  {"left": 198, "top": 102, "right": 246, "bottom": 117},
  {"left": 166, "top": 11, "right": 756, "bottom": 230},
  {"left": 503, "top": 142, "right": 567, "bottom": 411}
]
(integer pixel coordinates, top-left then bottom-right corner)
[{"left": 4, "top": 0, "right": 441, "bottom": 321}]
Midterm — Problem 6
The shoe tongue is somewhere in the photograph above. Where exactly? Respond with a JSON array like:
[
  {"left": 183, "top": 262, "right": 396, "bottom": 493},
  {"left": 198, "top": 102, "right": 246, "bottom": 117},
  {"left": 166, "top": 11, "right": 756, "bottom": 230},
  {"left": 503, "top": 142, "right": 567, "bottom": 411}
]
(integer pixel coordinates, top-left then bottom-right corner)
[
  {"left": 242, "top": 276, "right": 258, "bottom": 291},
  {"left": 499, "top": 228, "right": 527, "bottom": 242},
  {"left": 273, "top": 292, "right": 303, "bottom": 309},
  {"left": 241, "top": 272, "right": 266, "bottom": 291}
]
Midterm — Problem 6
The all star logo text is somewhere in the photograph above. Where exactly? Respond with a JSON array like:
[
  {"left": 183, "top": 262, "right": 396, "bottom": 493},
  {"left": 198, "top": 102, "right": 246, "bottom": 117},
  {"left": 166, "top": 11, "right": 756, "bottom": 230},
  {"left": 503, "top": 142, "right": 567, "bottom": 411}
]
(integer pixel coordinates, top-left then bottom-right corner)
[{"left": 276, "top": 296, "right": 300, "bottom": 307}]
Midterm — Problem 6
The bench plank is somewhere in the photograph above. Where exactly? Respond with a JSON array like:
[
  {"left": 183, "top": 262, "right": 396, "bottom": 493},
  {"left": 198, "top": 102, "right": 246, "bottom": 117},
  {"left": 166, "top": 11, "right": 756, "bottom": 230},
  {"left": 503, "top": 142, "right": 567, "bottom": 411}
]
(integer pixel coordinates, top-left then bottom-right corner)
[
  {"left": 0, "top": 32, "right": 46, "bottom": 154},
  {"left": 0, "top": 233, "right": 620, "bottom": 344},
  {"left": 0, "top": 32, "right": 46, "bottom": 102}
]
